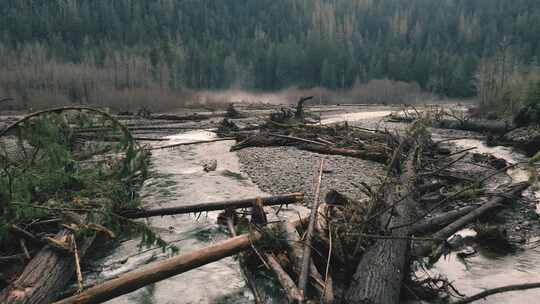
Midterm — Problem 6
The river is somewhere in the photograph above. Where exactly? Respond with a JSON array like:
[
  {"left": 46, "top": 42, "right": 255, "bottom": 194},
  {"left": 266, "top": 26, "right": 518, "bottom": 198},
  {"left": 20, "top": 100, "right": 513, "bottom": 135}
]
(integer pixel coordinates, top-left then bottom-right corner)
[{"left": 92, "top": 109, "right": 540, "bottom": 303}]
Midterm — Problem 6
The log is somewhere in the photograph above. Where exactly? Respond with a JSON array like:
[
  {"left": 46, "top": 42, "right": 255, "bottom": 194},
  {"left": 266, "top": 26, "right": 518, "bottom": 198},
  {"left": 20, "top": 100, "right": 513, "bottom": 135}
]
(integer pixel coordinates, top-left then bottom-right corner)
[
  {"left": 298, "top": 159, "right": 325, "bottom": 301},
  {"left": 150, "top": 112, "right": 223, "bottom": 122},
  {"left": 300, "top": 144, "right": 388, "bottom": 163},
  {"left": 224, "top": 213, "right": 264, "bottom": 304},
  {"left": 55, "top": 217, "right": 308, "bottom": 304},
  {"left": 282, "top": 221, "right": 332, "bottom": 303},
  {"left": 121, "top": 193, "right": 304, "bottom": 218},
  {"left": 54, "top": 231, "right": 265, "bottom": 304},
  {"left": 250, "top": 198, "right": 302, "bottom": 302},
  {"left": 0, "top": 228, "right": 96, "bottom": 304},
  {"left": 389, "top": 114, "right": 513, "bottom": 135},
  {"left": 264, "top": 253, "right": 302, "bottom": 302},
  {"left": 414, "top": 181, "right": 530, "bottom": 257},
  {"left": 151, "top": 137, "right": 236, "bottom": 150},
  {"left": 411, "top": 206, "right": 476, "bottom": 235},
  {"left": 345, "top": 145, "right": 418, "bottom": 304},
  {"left": 230, "top": 134, "right": 388, "bottom": 163}
]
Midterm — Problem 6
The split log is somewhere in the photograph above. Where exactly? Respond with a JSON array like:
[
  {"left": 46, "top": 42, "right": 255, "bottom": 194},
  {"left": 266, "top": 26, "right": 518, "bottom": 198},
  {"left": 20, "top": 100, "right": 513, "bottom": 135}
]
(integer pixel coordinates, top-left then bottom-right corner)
[
  {"left": 230, "top": 134, "right": 389, "bottom": 163},
  {"left": 0, "top": 227, "right": 96, "bottom": 304},
  {"left": 75, "top": 125, "right": 198, "bottom": 133},
  {"left": 414, "top": 181, "right": 530, "bottom": 257},
  {"left": 120, "top": 193, "right": 304, "bottom": 218},
  {"left": 345, "top": 145, "right": 419, "bottom": 304},
  {"left": 411, "top": 206, "right": 476, "bottom": 235}
]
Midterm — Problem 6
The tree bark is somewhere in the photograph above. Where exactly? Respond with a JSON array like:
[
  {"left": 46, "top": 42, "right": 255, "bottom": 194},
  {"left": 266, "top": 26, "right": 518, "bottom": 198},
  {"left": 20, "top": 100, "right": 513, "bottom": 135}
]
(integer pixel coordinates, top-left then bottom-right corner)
[
  {"left": 0, "top": 228, "right": 96, "bottom": 304},
  {"left": 54, "top": 218, "right": 308, "bottom": 304},
  {"left": 345, "top": 147, "right": 418, "bottom": 304},
  {"left": 54, "top": 231, "right": 264, "bottom": 304},
  {"left": 121, "top": 193, "right": 304, "bottom": 218}
]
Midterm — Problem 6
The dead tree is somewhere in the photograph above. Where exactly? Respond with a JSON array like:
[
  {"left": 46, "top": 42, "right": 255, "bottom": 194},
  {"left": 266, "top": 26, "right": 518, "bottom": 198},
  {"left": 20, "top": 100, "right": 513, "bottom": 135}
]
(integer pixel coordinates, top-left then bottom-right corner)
[
  {"left": 345, "top": 141, "right": 420, "bottom": 304},
  {"left": 295, "top": 96, "right": 314, "bottom": 119}
]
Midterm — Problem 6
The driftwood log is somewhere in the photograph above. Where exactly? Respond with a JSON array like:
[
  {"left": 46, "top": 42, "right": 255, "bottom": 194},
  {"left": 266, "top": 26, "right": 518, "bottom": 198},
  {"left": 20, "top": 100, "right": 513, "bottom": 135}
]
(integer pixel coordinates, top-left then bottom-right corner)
[
  {"left": 345, "top": 143, "right": 419, "bottom": 304},
  {"left": 411, "top": 206, "right": 476, "bottom": 235},
  {"left": 389, "top": 113, "right": 514, "bottom": 134},
  {"left": 121, "top": 193, "right": 304, "bottom": 218},
  {"left": 54, "top": 215, "right": 309, "bottom": 304},
  {"left": 0, "top": 224, "right": 97, "bottom": 304},
  {"left": 54, "top": 231, "right": 265, "bottom": 304},
  {"left": 413, "top": 181, "right": 530, "bottom": 257}
]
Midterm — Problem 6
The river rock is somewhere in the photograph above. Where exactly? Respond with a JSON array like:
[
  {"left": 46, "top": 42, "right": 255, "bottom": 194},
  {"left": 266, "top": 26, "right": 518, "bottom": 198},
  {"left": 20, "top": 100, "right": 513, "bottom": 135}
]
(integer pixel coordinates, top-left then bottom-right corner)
[
  {"left": 502, "top": 125, "right": 540, "bottom": 155},
  {"left": 456, "top": 246, "right": 477, "bottom": 258}
]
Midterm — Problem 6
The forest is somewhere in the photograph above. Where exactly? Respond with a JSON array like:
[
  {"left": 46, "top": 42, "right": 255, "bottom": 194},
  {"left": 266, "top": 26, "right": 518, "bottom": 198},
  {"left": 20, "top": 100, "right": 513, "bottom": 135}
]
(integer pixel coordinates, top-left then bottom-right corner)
[{"left": 0, "top": 0, "right": 540, "bottom": 108}]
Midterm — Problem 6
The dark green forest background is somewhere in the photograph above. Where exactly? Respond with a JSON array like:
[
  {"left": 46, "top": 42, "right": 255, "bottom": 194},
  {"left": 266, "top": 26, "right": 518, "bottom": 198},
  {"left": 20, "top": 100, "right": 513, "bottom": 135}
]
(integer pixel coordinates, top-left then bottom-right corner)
[{"left": 1, "top": 0, "right": 539, "bottom": 109}]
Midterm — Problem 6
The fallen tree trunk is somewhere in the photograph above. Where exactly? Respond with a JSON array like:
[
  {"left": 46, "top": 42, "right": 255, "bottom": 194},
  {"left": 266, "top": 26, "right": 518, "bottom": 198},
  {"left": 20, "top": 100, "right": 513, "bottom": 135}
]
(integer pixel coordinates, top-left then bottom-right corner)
[
  {"left": 300, "top": 144, "right": 388, "bottom": 163},
  {"left": 150, "top": 112, "right": 223, "bottom": 122},
  {"left": 414, "top": 181, "right": 530, "bottom": 257},
  {"left": 55, "top": 217, "right": 308, "bottom": 304},
  {"left": 0, "top": 227, "right": 96, "bottom": 304},
  {"left": 345, "top": 145, "right": 419, "bottom": 304},
  {"left": 121, "top": 193, "right": 304, "bottom": 218},
  {"left": 282, "top": 221, "right": 332, "bottom": 303},
  {"left": 264, "top": 253, "right": 303, "bottom": 302},
  {"left": 150, "top": 137, "right": 236, "bottom": 150},
  {"left": 412, "top": 206, "right": 476, "bottom": 235},
  {"left": 54, "top": 231, "right": 265, "bottom": 304},
  {"left": 225, "top": 214, "right": 264, "bottom": 304},
  {"left": 230, "top": 133, "right": 389, "bottom": 163},
  {"left": 389, "top": 114, "right": 514, "bottom": 135}
]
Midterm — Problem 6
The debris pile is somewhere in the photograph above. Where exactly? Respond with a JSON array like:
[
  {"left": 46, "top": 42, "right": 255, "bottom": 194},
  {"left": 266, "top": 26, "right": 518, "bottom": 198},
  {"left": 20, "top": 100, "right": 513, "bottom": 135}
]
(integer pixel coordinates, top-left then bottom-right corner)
[{"left": 1, "top": 104, "right": 538, "bottom": 304}]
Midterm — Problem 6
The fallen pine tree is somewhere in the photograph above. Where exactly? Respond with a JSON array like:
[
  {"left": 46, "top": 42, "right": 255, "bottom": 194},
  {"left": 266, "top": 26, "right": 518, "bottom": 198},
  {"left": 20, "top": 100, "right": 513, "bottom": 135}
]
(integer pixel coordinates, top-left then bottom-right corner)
[{"left": 0, "top": 107, "right": 168, "bottom": 303}]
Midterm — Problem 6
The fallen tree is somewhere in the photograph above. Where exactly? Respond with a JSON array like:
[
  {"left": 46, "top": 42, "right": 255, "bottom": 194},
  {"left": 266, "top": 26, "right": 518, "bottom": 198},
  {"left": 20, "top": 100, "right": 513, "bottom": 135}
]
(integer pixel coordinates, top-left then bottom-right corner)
[
  {"left": 54, "top": 216, "right": 308, "bottom": 304},
  {"left": 120, "top": 193, "right": 304, "bottom": 218},
  {"left": 388, "top": 109, "right": 514, "bottom": 135},
  {"left": 0, "top": 222, "right": 97, "bottom": 303},
  {"left": 413, "top": 181, "right": 530, "bottom": 258},
  {"left": 412, "top": 206, "right": 476, "bottom": 235},
  {"left": 345, "top": 142, "right": 420, "bottom": 304}
]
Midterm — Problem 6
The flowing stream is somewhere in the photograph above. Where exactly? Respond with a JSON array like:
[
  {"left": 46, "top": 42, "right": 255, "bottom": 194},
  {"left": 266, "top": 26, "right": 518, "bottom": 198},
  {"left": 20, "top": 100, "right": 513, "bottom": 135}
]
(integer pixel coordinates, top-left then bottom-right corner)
[
  {"left": 424, "top": 137, "right": 540, "bottom": 303},
  {"left": 98, "top": 130, "right": 268, "bottom": 304},
  {"left": 92, "top": 110, "right": 540, "bottom": 303}
]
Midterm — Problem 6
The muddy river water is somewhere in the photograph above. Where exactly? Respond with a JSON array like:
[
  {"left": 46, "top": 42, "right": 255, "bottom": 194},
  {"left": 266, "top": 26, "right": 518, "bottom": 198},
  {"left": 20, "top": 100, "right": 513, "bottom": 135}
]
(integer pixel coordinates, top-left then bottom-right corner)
[{"left": 94, "top": 110, "right": 540, "bottom": 303}]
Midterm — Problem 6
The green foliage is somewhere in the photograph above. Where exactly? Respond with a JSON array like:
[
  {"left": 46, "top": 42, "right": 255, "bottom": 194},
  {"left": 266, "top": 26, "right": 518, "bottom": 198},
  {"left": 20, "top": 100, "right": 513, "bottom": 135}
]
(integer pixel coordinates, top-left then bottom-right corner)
[
  {"left": 1, "top": 0, "right": 539, "bottom": 97},
  {"left": 0, "top": 110, "right": 174, "bottom": 254},
  {"left": 525, "top": 81, "right": 540, "bottom": 106}
]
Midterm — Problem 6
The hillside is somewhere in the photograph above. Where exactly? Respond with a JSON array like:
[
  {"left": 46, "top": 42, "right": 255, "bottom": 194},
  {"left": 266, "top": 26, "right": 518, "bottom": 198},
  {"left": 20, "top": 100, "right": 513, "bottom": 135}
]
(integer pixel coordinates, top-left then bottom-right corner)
[{"left": 0, "top": 0, "right": 539, "bottom": 107}]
